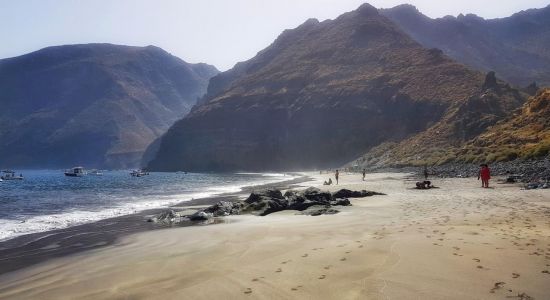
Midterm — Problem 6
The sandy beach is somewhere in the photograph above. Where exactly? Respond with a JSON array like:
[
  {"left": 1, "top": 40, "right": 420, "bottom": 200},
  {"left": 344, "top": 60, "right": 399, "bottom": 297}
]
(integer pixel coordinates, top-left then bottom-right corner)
[{"left": 0, "top": 172, "right": 549, "bottom": 299}]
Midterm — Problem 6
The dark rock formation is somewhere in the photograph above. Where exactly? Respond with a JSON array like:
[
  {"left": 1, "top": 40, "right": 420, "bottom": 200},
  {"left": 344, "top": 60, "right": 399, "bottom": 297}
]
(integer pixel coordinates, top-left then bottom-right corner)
[
  {"left": 186, "top": 187, "right": 383, "bottom": 218},
  {"left": 189, "top": 211, "right": 213, "bottom": 221},
  {"left": 332, "top": 189, "right": 386, "bottom": 198},
  {"left": 243, "top": 190, "right": 289, "bottom": 216},
  {"left": 203, "top": 201, "right": 244, "bottom": 217},
  {"left": 147, "top": 209, "right": 180, "bottom": 223},
  {"left": 0, "top": 43, "right": 218, "bottom": 169},
  {"left": 381, "top": 4, "right": 550, "bottom": 87}
]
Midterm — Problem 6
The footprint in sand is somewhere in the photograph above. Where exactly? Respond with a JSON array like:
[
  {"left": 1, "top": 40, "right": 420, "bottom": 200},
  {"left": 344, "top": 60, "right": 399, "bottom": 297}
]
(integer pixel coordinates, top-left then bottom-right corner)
[
  {"left": 302, "top": 254, "right": 309, "bottom": 258},
  {"left": 244, "top": 288, "right": 253, "bottom": 294},
  {"left": 318, "top": 275, "right": 326, "bottom": 279},
  {"left": 340, "top": 257, "right": 347, "bottom": 261},
  {"left": 281, "top": 260, "right": 292, "bottom": 264},
  {"left": 324, "top": 265, "right": 332, "bottom": 270},
  {"left": 512, "top": 273, "right": 520, "bottom": 278},
  {"left": 358, "top": 245, "right": 364, "bottom": 248},
  {"left": 473, "top": 258, "right": 481, "bottom": 262},
  {"left": 276, "top": 268, "right": 282, "bottom": 273},
  {"left": 252, "top": 278, "right": 260, "bottom": 282},
  {"left": 345, "top": 251, "right": 351, "bottom": 254},
  {"left": 489, "top": 282, "right": 505, "bottom": 293}
]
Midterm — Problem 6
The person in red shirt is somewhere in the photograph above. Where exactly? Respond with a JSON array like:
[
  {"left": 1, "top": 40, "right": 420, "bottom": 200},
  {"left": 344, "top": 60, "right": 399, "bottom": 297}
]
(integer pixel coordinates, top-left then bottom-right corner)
[{"left": 478, "top": 164, "right": 491, "bottom": 188}]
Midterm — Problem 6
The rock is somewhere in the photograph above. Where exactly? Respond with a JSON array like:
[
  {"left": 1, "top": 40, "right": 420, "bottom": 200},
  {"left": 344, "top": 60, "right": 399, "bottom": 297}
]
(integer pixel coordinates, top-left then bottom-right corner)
[
  {"left": 302, "top": 187, "right": 333, "bottom": 204},
  {"left": 204, "top": 201, "right": 244, "bottom": 216},
  {"left": 482, "top": 71, "right": 498, "bottom": 91},
  {"left": 189, "top": 211, "right": 213, "bottom": 221},
  {"left": 298, "top": 205, "right": 340, "bottom": 216},
  {"left": 332, "top": 189, "right": 386, "bottom": 198},
  {"left": 245, "top": 189, "right": 285, "bottom": 203},
  {"left": 242, "top": 189, "right": 288, "bottom": 216},
  {"left": 147, "top": 209, "right": 179, "bottom": 223},
  {"left": 331, "top": 198, "right": 351, "bottom": 206}
]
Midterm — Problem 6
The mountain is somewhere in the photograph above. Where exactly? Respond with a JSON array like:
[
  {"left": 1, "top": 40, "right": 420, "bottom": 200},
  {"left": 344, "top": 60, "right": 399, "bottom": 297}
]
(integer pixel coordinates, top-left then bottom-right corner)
[
  {"left": 351, "top": 71, "right": 526, "bottom": 167},
  {"left": 381, "top": 4, "right": 550, "bottom": 87},
  {"left": 148, "top": 4, "right": 525, "bottom": 172},
  {"left": 0, "top": 44, "right": 218, "bottom": 169}
]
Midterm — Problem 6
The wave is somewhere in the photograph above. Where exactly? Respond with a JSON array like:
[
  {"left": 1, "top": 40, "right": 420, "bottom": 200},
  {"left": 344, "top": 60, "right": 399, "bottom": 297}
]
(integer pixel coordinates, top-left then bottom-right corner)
[{"left": 0, "top": 173, "right": 298, "bottom": 242}]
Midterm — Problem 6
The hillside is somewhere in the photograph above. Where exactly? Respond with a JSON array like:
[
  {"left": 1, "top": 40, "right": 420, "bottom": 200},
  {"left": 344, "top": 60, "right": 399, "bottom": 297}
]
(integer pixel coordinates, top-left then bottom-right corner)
[
  {"left": 0, "top": 44, "right": 218, "bottom": 169},
  {"left": 148, "top": 4, "right": 525, "bottom": 172},
  {"left": 381, "top": 4, "right": 550, "bottom": 87},
  {"left": 459, "top": 88, "right": 550, "bottom": 162}
]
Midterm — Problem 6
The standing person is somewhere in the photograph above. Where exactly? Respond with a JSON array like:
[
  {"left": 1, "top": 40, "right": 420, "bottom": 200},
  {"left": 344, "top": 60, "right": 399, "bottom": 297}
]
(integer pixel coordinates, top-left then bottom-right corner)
[
  {"left": 362, "top": 169, "right": 366, "bottom": 181},
  {"left": 478, "top": 164, "right": 491, "bottom": 188},
  {"left": 335, "top": 170, "right": 339, "bottom": 185}
]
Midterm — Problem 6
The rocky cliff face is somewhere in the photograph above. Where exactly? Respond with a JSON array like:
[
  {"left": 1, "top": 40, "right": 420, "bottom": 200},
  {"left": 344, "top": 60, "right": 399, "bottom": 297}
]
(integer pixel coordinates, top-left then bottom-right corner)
[
  {"left": 148, "top": 4, "right": 525, "bottom": 172},
  {"left": 381, "top": 4, "right": 550, "bottom": 87},
  {"left": 0, "top": 44, "right": 218, "bottom": 169}
]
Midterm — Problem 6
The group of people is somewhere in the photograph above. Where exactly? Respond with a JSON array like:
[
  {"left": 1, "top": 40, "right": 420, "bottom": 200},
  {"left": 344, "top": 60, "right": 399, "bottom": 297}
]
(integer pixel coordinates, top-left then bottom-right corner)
[{"left": 322, "top": 164, "right": 492, "bottom": 188}]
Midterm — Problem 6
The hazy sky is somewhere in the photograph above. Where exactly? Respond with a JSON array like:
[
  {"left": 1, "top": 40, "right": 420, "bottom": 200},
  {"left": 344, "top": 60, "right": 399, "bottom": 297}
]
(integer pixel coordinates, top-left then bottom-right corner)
[{"left": 1, "top": 0, "right": 548, "bottom": 70}]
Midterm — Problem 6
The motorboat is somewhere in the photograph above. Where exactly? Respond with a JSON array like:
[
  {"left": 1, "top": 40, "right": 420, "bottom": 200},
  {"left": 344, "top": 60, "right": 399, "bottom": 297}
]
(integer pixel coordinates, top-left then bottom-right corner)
[
  {"left": 65, "top": 166, "right": 86, "bottom": 177},
  {"left": 1, "top": 170, "right": 24, "bottom": 180},
  {"left": 130, "top": 169, "right": 149, "bottom": 177}
]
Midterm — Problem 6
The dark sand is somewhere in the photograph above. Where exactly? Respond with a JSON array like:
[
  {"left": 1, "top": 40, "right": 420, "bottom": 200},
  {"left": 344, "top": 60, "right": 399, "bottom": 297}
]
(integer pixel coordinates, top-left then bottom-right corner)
[{"left": 0, "top": 175, "right": 310, "bottom": 275}]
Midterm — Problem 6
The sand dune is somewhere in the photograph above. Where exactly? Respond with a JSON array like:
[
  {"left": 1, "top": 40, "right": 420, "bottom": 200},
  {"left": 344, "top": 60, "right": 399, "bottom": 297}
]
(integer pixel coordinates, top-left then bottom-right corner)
[{"left": 0, "top": 173, "right": 549, "bottom": 299}]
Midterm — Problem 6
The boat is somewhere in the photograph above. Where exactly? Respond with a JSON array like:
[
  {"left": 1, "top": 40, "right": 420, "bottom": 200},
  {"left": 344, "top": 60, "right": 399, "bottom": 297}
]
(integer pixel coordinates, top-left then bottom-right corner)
[
  {"left": 1, "top": 170, "right": 24, "bottom": 180},
  {"left": 89, "top": 169, "right": 103, "bottom": 176},
  {"left": 130, "top": 169, "right": 149, "bottom": 177},
  {"left": 64, "top": 166, "right": 86, "bottom": 177}
]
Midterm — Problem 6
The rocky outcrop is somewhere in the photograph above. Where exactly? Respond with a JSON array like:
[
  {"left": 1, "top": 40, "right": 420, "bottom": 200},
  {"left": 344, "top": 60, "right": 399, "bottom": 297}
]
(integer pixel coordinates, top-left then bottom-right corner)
[
  {"left": 185, "top": 187, "right": 384, "bottom": 219},
  {"left": 0, "top": 43, "right": 218, "bottom": 169}
]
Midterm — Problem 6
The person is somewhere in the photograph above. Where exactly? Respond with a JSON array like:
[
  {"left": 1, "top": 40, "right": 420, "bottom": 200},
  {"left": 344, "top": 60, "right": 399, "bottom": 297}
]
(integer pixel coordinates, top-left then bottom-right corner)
[
  {"left": 335, "top": 169, "right": 339, "bottom": 185},
  {"left": 423, "top": 165, "right": 429, "bottom": 180},
  {"left": 323, "top": 178, "right": 333, "bottom": 185},
  {"left": 478, "top": 164, "right": 491, "bottom": 188},
  {"left": 362, "top": 169, "right": 366, "bottom": 181}
]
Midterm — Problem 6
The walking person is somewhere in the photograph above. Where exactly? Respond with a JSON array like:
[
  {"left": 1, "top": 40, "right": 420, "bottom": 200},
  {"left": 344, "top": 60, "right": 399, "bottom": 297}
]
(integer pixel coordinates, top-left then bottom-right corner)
[
  {"left": 335, "top": 169, "right": 339, "bottom": 185},
  {"left": 478, "top": 164, "right": 491, "bottom": 188},
  {"left": 362, "top": 169, "right": 366, "bottom": 181}
]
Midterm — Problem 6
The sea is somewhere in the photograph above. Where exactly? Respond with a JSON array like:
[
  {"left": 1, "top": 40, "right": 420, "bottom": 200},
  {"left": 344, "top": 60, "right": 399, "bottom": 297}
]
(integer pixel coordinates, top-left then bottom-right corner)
[{"left": 0, "top": 170, "right": 296, "bottom": 242}]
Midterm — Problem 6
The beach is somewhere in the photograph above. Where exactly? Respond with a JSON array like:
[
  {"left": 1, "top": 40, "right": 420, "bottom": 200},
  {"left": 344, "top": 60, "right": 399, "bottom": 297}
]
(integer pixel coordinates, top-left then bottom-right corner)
[{"left": 0, "top": 172, "right": 549, "bottom": 299}]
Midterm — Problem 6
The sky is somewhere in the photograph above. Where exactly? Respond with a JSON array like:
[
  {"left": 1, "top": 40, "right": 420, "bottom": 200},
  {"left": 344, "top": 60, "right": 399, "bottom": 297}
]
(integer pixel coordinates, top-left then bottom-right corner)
[{"left": 0, "top": 0, "right": 548, "bottom": 71}]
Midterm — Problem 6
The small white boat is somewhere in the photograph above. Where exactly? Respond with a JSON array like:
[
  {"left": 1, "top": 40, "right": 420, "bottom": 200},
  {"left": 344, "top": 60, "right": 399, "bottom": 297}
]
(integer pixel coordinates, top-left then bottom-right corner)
[
  {"left": 130, "top": 169, "right": 149, "bottom": 177},
  {"left": 1, "top": 170, "right": 24, "bottom": 180},
  {"left": 65, "top": 167, "right": 86, "bottom": 177}
]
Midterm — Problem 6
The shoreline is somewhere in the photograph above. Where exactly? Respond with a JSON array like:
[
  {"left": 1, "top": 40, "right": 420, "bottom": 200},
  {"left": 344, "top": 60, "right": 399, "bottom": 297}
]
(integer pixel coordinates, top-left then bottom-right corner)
[
  {"left": 0, "top": 172, "right": 549, "bottom": 299},
  {"left": 0, "top": 174, "right": 312, "bottom": 275}
]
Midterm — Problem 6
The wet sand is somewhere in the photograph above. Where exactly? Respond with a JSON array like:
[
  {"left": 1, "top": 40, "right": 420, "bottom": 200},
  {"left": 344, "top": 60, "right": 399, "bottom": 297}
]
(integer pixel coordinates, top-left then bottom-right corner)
[
  {"left": 0, "top": 173, "right": 549, "bottom": 299},
  {"left": 0, "top": 176, "right": 309, "bottom": 276}
]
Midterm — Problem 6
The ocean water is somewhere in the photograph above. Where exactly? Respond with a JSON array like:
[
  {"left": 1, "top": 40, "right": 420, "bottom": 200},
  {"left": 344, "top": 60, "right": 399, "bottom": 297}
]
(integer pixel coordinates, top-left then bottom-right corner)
[{"left": 0, "top": 170, "right": 295, "bottom": 242}]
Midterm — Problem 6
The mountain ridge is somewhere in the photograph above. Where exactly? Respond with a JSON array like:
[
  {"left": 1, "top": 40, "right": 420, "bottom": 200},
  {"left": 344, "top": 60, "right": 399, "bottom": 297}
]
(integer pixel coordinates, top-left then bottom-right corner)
[{"left": 0, "top": 43, "right": 218, "bottom": 169}]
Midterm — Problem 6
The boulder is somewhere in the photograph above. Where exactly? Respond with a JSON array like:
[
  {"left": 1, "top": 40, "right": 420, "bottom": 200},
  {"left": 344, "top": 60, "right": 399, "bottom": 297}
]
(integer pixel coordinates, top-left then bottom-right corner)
[
  {"left": 242, "top": 189, "right": 288, "bottom": 216},
  {"left": 204, "top": 201, "right": 244, "bottom": 216},
  {"left": 302, "top": 187, "right": 333, "bottom": 204},
  {"left": 331, "top": 198, "right": 351, "bottom": 206},
  {"left": 332, "top": 189, "right": 385, "bottom": 198},
  {"left": 189, "top": 211, "right": 213, "bottom": 221},
  {"left": 147, "top": 209, "right": 179, "bottom": 223}
]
